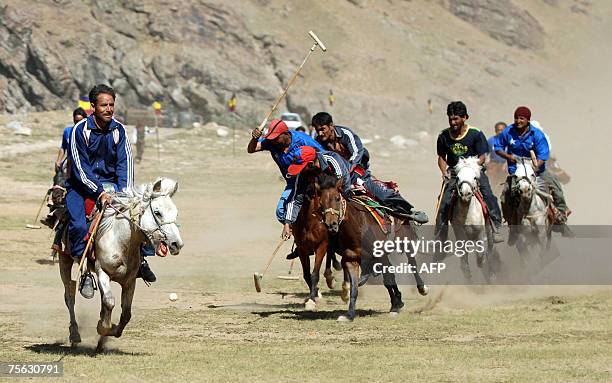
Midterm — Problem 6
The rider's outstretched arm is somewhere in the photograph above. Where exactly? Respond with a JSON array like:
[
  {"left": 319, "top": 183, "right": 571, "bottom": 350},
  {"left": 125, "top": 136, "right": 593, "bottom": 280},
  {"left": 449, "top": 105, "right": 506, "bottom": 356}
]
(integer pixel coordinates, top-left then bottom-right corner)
[{"left": 247, "top": 128, "right": 263, "bottom": 153}]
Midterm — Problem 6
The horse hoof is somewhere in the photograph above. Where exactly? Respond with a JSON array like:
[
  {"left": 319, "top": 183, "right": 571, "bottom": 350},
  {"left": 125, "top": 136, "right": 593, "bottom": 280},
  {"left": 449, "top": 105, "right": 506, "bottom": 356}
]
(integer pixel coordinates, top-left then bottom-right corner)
[
  {"left": 324, "top": 270, "right": 336, "bottom": 289},
  {"left": 305, "top": 299, "right": 317, "bottom": 311},
  {"left": 317, "top": 291, "right": 322, "bottom": 299},
  {"left": 337, "top": 315, "right": 353, "bottom": 323},
  {"left": 417, "top": 285, "right": 429, "bottom": 296},
  {"left": 325, "top": 277, "right": 336, "bottom": 290},
  {"left": 69, "top": 334, "right": 81, "bottom": 345},
  {"left": 389, "top": 311, "right": 399, "bottom": 317}
]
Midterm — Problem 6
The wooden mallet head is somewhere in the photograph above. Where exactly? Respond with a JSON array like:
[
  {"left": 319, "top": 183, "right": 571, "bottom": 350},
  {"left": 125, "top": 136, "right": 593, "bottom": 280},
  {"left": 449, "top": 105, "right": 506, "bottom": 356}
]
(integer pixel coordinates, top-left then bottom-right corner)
[{"left": 308, "top": 31, "right": 327, "bottom": 52}]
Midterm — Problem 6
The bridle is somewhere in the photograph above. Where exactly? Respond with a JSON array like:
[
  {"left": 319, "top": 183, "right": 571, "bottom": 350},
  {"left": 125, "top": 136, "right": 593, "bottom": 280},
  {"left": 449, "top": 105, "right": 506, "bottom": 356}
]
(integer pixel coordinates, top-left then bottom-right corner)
[
  {"left": 321, "top": 194, "right": 346, "bottom": 225},
  {"left": 512, "top": 158, "right": 535, "bottom": 196},
  {"left": 106, "top": 192, "right": 177, "bottom": 246},
  {"left": 455, "top": 166, "right": 479, "bottom": 198},
  {"left": 456, "top": 179, "right": 477, "bottom": 197}
]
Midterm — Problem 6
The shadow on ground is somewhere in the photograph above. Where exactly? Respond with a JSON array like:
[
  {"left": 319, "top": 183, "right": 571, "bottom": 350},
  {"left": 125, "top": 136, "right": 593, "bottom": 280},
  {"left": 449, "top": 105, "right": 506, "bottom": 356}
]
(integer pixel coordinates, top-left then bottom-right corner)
[{"left": 25, "top": 342, "right": 150, "bottom": 357}]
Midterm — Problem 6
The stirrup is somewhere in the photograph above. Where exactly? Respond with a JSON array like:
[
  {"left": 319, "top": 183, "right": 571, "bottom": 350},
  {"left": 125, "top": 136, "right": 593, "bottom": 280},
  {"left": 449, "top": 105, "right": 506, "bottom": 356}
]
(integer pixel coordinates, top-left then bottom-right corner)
[{"left": 78, "top": 272, "right": 97, "bottom": 299}]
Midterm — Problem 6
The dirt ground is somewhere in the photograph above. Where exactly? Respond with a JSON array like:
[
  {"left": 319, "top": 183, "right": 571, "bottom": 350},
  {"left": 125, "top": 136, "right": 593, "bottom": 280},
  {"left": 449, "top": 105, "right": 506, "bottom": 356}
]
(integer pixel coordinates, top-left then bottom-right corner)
[{"left": 0, "top": 113, "right": 611, "bottom": 382}]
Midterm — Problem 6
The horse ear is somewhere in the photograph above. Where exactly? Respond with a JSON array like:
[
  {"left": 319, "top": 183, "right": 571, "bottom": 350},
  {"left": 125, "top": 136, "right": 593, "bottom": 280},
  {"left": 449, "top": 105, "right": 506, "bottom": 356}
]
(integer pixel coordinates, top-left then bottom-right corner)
[
  {"left": 153, "top": 179, "right": 163, "bottom": 193},
  {"left": 142, "top": 183, "right": 153, "bottom": 201},
  {"left": 168, "top": 180, "right": 178, "bottom": 197},
  {"left": 336, "top": 177, "right": 344, "bottom": 191}
]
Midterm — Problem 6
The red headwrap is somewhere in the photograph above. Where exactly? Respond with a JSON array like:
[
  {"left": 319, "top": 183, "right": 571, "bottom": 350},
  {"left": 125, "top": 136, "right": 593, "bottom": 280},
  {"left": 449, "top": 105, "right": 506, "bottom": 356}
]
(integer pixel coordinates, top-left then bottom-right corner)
[{"left": 514, "top": 106, "right": 531, "bottom": 120}]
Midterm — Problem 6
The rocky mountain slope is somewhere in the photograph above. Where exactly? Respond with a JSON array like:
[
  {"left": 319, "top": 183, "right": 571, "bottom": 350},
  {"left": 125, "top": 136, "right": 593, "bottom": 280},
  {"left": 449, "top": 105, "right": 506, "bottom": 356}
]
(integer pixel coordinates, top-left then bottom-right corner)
[{"left": 1, "top": 0, "right": 609, "bottom": 134}]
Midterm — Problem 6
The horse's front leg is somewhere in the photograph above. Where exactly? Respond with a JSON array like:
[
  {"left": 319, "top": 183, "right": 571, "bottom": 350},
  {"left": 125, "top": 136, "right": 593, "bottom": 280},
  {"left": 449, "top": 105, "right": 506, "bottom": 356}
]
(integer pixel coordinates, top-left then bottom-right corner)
[
  {"left": 341, "top": 265, "right": 350, "bottom": 303},
  {"left": 95, "top": 264, "right": 115, "bottom": 337},
  {"left": 297, "top": 246, "right": 312, "bottom": 292},
  {"left": 306, "top": 242, "right": 327, "bottom": 311},
  {"left": 59, "top": 254, "right": 80, "bottom": 345},
  {"left": 112, "top": 279, "right": 136, "bottom": 338},
  {"left": 459, "top": 252, "right": 472, "bottom": 283},
  {"left": 338, "top": 259, "right": 360, "bottom": 322}
]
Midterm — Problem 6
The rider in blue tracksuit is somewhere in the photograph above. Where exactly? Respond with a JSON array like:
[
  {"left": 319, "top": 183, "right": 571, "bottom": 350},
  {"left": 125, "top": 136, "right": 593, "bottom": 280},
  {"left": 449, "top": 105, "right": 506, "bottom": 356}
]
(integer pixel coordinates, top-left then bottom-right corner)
[
  {"left": 247, "top": 119, "right": 323, "bottom": 240},
  {"left": 284, "top": 146, "right": 352, "bottom": 223},
  {"left": 67, "top": 84, "right": 154, "bottom": 298}
]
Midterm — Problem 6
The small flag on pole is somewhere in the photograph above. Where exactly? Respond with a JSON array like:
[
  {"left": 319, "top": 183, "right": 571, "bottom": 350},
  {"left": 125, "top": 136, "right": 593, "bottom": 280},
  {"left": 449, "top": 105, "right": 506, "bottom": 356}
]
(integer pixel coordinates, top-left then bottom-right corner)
[
  {"left": 78, "top": 96, "right": 92, "bottom": 115},
  {"left": 152, "top": 100, "right": 162, "bottom": 116},
  {"left": 228, "top": 93, "right": 237, "bottom": 112}
]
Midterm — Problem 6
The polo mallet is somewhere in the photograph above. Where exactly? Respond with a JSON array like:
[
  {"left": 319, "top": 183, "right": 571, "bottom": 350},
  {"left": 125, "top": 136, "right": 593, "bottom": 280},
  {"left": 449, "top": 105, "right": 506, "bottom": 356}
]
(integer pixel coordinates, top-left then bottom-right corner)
[
  {"left": 529, "top": 150, "right": 539, "bottom": 170},
  {"left": 74, "top": 205, "right": 106, "bottom": 298},
  {"left": 26, "top": 189, "right": 51, "bottom": 229},
  {"left": 277, "top": 259, "right": 300, "bottom": 280},
  {"left": 256, "top": 31, "right": 327, "bottom": 133},
  {"left": 254, "top": 238, "right": 286, "bottom": 292},
  {"left": 433, "top": 177, "right": 448, "bottom": 220}
]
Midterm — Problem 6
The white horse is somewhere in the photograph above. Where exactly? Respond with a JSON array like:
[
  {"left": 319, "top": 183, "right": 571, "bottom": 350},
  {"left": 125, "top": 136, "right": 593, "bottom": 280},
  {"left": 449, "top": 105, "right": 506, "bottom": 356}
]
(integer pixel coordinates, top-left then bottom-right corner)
[
  {"left": 451, "top": 157, "right": 498, "bottom": 282},
  {"left": 59, "top": 178, "right": 184, "bottom": 349},
  {"left": 509, "top": 158, "right": 552, "bottom": 264}
]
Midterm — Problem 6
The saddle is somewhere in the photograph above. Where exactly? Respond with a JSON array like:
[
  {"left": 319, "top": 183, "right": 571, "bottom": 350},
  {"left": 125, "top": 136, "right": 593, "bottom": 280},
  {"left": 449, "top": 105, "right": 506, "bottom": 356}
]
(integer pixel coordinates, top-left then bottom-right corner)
[
  {"left": 350, "top": 195, "right": 391, "bottom": 234},
  {"left": 48, "top": 193, "right": 101, "bottom": 261}
]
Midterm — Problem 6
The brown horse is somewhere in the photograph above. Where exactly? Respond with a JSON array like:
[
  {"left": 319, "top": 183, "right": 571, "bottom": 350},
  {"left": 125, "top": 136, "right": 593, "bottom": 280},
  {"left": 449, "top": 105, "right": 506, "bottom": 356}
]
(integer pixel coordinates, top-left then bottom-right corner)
[
  {"left": 317, "top": 172, "right": 428, "bottom": 321},
  {"left": 290, "top": 168, "right": 339, "bottom": 310}
]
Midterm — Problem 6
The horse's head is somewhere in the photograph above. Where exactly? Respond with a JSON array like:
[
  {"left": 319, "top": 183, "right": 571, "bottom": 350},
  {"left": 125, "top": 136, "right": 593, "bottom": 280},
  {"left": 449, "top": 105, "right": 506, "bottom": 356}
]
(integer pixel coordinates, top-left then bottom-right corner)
[
  {"left": 454, "top": 157, "right": 481, "bottom": 202},
  {"left": 514, "top": 158, "right": 536, "bottom": 201},
  {"left": 140, "top": 178, "right": 184, "bottom": 256},
  {"left": 316, "top": 171, "right": 344, "bottom": 233}
]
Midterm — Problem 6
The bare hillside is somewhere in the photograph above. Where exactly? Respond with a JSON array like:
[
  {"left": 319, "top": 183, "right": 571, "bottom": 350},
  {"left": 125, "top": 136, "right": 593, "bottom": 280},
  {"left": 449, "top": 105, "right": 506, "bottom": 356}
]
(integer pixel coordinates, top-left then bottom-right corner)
[{"left": 1, "top": 0, "right": 610, "bottom": 135}]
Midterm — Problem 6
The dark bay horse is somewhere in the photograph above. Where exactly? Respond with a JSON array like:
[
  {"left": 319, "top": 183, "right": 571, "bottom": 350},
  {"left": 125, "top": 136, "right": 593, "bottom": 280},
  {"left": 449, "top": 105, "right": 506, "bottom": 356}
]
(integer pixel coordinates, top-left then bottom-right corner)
[
  {"left": 316, "top": 172, "right": 428, "bottom": 321},
  {"left": 291, "top": 169, "right": 339, "bottom": 311}
]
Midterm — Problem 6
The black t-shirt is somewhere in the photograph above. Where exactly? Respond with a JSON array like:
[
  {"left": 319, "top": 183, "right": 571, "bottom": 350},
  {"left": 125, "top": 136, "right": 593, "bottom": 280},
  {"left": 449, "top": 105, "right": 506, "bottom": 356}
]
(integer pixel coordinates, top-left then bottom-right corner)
[{"left": 436, "top": 125, "right": 488, "bottom": 167}]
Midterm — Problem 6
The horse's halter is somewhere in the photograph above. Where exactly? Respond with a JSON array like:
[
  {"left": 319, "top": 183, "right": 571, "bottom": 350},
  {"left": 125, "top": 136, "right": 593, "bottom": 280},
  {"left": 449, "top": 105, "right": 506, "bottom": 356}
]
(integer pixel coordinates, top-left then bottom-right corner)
[
  {"left": 143, "top": 195, "right": 178, "bottom": 243},
  {"left": 512, "top": 158, "right": 535, "bottom": 197},
  {"left": 456, "top": 179, "right": 477, "bottom": 198},
  {"left": 321, "top": 194, "right": 346, "bottom": 225},
  {"left": 107, "top": 192, "right": 177, "bottom": 246},
  {"left": 455, "top": 168, "right": 478, "bottom": 199}
]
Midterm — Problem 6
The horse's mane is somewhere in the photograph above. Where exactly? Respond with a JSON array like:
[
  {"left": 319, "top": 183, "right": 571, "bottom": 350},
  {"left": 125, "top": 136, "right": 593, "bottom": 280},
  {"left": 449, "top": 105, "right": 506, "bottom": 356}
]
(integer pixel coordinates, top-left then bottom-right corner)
[
  {"left": 455, "top": 156, "right": 481, "bottom": 178},
  {"left": 98, "top": 187, "right": 144, "bottom": 238},
  {"left": 316, "top": 171, "right": 339, "bottom": 190}
]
